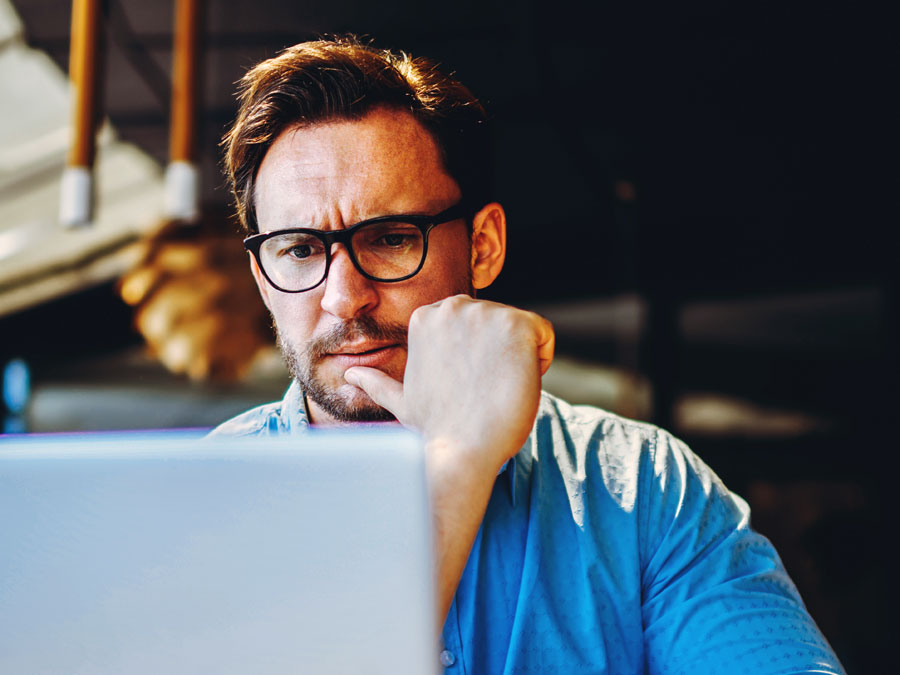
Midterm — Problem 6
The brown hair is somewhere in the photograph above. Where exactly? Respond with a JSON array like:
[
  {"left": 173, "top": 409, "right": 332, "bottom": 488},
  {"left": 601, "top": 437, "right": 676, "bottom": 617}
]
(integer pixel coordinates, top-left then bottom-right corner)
[{"left": 223, "top": 36, "right": 491, "bottom": 234}]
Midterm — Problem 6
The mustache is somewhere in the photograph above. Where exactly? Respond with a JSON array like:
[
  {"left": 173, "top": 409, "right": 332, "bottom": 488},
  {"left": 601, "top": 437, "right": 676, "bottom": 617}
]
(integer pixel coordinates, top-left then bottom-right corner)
[{"left": 305, "top": 316, "right": 408, "bottom": 362}]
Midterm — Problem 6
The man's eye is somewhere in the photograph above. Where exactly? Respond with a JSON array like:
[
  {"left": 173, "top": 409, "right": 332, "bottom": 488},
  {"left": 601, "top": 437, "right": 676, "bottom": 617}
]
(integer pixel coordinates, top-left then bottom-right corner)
[
  {"left": 287, "top": 244, "right": 314, "bottom": 259},
  {"left": 271, "top": 235, "right": 324, "bottom": 260},
  {"left": 377, "top": 233, "right": 411, "bottom": 247}
]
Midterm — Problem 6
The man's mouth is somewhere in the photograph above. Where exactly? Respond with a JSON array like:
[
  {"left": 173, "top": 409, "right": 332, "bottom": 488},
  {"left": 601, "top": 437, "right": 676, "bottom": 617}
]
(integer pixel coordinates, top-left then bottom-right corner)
[
  {"left": 323, "top": 342, "right": 404, "bottom": 369},
  {"left": 328, "top": 342, "right": 400, "bottom": 357}
]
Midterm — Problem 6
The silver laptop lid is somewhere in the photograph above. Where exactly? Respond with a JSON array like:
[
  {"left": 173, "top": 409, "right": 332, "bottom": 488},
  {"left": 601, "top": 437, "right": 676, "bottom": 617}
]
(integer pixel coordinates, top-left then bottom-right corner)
[{"left": 0, "top": 430, "right": 438, "bottom": 675}]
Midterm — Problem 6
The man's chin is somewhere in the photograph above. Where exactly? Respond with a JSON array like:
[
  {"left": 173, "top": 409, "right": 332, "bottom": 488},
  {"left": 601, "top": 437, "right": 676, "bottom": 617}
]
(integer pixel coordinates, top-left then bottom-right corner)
[
  {"left": 305, "top": 380, "right": 397, "bottom": 424},
  {"left": 276, "top": 324, "right": 406, "bottom": 424}
]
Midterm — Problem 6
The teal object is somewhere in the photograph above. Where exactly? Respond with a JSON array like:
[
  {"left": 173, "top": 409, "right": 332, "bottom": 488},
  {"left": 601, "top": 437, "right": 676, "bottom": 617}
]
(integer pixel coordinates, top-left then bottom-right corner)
[{"left": 2, "top": 358, "right": 30, "bottom": 414}]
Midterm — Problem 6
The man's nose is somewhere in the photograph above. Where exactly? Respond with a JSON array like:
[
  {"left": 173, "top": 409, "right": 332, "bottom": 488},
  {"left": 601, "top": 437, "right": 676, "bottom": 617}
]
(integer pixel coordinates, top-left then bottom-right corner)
[{"left": 319, "top": 244, "right": 379, "bottom": 318}]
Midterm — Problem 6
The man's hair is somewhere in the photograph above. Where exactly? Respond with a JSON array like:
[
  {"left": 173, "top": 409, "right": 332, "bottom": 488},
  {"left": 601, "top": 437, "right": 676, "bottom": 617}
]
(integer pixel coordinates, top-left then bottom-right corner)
[{"left": 223, "top": 36, "right": 491, "bottom": 234}]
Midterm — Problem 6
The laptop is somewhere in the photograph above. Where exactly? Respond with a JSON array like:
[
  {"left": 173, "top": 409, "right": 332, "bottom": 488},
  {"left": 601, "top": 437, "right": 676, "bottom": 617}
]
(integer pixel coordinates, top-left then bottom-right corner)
[{"left": 0, "top": 429, "right": 439, "bottom": 674}]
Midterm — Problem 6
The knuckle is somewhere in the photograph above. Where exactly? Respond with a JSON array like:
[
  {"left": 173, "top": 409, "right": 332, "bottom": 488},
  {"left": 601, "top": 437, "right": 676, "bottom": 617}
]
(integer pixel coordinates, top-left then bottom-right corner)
[{"left": 444, "top": 294, "right": 469, "bottom": 311}]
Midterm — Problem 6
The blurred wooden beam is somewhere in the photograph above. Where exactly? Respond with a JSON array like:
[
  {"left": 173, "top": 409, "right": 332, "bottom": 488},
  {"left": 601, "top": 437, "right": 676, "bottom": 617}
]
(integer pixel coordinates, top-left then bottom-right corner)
[
  {"left": 60, "top": 0, "right": 103, "bottom": 228},
  {"left": 165, "top": 0, "right": 203, "bottom": 223}
]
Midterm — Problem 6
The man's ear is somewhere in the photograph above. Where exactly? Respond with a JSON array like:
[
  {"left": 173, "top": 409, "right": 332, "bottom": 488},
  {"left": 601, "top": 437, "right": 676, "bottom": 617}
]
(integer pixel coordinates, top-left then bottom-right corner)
[
  {"left": 470, "top": 202, "right": 507, "bottom": 290},
  {"left": 248, "top": 253, "right": 273, "bottom": 312}
]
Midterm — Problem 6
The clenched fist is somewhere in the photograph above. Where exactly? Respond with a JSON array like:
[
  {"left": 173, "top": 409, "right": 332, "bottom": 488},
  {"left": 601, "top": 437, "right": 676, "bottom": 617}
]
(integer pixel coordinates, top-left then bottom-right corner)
[{"left": 344, "top": 294, "right": 554, "bottom": 471}]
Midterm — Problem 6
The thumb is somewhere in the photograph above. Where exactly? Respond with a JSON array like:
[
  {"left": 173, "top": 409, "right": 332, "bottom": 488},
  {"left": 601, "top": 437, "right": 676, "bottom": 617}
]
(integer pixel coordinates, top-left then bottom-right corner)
[{"left": 344, "top": 366, "right": 405, "bottom": 418}]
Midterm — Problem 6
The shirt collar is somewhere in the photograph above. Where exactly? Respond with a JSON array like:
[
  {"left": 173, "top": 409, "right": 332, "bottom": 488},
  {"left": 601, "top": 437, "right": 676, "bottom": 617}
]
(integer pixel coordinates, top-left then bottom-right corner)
[
  {"left": 505, "top": 434, "right": 535, "bottom": 509},
  {"left": 281, "top": 380, "right": 310, "bottom": 432}
]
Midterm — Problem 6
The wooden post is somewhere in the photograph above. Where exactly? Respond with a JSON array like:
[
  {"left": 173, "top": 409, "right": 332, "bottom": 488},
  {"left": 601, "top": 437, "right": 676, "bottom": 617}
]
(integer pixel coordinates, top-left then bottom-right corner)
[
  {"left": 165, "top": 0, "right": 203, "bottom": 223},
  {"left": 60, "top": 0, "right": 102, "bottom": 228}
]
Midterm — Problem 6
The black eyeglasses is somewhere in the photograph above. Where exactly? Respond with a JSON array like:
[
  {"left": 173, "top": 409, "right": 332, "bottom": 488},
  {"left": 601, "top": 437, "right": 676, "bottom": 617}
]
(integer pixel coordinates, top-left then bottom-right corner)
[{"left": 244, "top": 202, "right": 467, "bottom": 293}]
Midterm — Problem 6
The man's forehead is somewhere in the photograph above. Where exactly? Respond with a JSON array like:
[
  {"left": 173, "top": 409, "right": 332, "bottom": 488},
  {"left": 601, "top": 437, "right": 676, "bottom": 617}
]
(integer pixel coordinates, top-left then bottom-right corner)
[
  {"left": 281, "top": 110, "right": 436, "bottom": 164},
  {"left": 253, "top": 107, "right": 460, "bottom": 229}
]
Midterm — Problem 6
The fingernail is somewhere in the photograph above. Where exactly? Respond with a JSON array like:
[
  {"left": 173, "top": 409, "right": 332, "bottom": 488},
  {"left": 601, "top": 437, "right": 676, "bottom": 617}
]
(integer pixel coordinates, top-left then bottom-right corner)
[{"left": 344, "top": 368, "right": 359, "bottom": 386}]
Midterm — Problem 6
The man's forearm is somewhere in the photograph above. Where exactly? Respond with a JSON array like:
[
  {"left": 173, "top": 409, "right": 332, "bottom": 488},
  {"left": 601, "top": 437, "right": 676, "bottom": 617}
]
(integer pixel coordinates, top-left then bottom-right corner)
[{"left": 426, "top": 438, "right": 507, "bottom": 627}]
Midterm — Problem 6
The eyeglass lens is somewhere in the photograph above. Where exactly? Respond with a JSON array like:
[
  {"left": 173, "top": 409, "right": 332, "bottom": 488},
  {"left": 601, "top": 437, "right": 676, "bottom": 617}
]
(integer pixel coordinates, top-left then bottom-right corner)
[{"left": 258, "top": 220, "right": 427, "bottom": 291}]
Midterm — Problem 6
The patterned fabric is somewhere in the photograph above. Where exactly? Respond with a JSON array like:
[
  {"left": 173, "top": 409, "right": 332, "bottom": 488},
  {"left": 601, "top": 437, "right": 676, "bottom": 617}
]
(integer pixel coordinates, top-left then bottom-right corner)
[{"left": 211, "top": 382, "right": 845, "bottom": 674}]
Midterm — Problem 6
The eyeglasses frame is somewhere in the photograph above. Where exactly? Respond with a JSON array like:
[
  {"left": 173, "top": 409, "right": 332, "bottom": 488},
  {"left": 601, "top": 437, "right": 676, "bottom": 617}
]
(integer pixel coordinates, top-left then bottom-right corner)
[{"left": 243, "top": 202, "right": 468, "bottom": 293}]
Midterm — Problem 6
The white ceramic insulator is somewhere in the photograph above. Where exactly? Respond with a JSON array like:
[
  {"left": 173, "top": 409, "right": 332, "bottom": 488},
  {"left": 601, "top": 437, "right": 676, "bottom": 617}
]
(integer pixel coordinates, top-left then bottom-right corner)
[
  {"left": 59, "top": 166, "right": 94, "bottom": 228},
  {"left": 164, "top": 160, "right": 200, "bottom": 223}
]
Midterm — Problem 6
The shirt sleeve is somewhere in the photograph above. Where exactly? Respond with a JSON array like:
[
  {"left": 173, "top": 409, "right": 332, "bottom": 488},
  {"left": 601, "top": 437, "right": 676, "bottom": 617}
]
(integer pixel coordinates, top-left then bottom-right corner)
[{"left": 638, "top": 428, "right": 845, "bottom": 675}]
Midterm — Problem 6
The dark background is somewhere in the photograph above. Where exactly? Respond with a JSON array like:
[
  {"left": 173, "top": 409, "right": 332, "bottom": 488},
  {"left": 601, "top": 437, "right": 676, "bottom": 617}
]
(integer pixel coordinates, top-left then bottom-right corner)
[{"left": 3, "top": 1, "right": 896, "bottom": 670}]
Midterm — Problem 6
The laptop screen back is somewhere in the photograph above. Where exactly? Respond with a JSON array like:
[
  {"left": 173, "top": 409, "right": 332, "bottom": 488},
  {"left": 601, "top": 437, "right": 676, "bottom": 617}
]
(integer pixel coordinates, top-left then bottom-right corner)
[{"left": 0, "top": 430, "right": 438, "bottom": 674}]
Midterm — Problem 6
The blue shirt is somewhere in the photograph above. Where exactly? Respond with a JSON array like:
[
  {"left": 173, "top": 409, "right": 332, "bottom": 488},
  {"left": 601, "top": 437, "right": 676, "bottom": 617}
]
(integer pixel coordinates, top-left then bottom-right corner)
[{"left": 211, "top": 382, "right": 844, "bottom": 674}]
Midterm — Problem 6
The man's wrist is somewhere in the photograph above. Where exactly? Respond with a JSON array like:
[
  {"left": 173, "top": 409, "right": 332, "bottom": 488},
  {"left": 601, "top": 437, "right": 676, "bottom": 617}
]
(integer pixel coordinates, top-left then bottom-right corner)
[{"left": 424, "top": 436, "right": 508, "bottom": 484}]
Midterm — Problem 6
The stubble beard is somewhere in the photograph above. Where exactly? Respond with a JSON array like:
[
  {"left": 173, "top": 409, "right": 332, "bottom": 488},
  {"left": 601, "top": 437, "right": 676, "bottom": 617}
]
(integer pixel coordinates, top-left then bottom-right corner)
[{"left": 277, "top": 316, "right": 408, "bottom": 423}]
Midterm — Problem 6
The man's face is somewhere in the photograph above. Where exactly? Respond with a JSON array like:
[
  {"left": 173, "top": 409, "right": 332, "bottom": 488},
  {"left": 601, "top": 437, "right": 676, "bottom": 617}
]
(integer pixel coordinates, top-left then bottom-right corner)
[{"left": 251, "top": 107, "right": 473, "bottom": 424}]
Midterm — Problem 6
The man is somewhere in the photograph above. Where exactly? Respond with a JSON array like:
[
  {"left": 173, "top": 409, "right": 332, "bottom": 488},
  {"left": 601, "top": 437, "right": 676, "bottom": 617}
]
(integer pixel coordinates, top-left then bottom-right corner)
[{"left": 212, "top": 37, "right": 844, "bottom": 674}]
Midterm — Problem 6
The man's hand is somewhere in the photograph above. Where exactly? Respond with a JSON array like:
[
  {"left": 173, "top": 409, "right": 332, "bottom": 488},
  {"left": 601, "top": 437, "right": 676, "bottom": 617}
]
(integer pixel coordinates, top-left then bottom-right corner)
[{"left": 344, "top": 295, "right": 554, "bottom": 626}]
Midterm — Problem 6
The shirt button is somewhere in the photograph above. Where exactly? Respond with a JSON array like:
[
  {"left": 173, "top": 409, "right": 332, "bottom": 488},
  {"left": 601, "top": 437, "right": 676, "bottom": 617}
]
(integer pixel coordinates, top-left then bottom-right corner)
[{"left": 439, "top": 649, "right": 456, "bottom": 667}]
